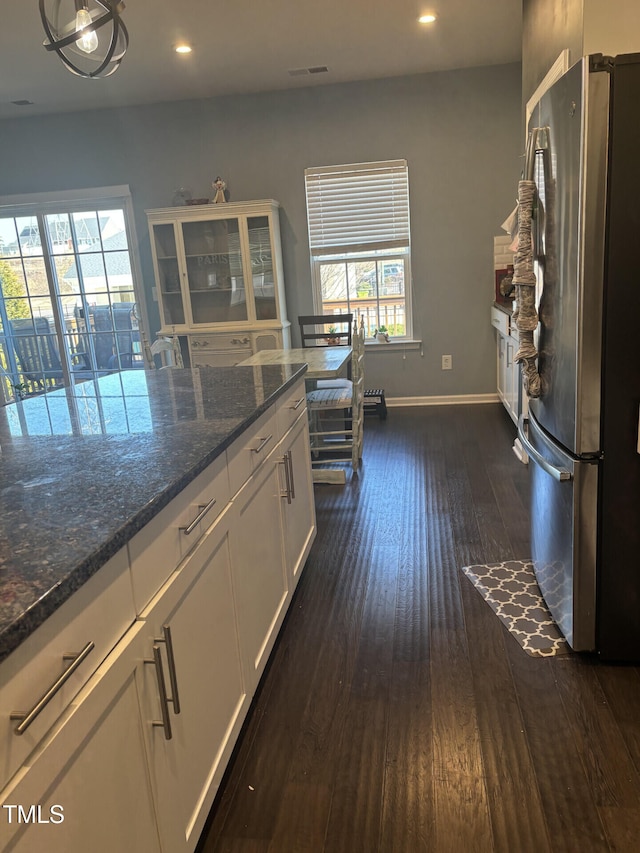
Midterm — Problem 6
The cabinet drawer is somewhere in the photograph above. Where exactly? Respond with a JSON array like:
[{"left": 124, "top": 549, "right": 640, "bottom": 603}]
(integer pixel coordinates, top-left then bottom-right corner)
[
  {"left": 491, "top": 305, "right": 510, "bottom": 336},
  {"left": 128, "top": 453, "right": 230, "bottom": 612},
  {"left": 190, "top": 452, "right": 231, "bottom": 536},
  {"left": 0, "top": 549, "right": 135, "bottom": 791},
  {"left": 190, "top": 333, "right": 252, "bottom": 351},
  {"left": 276, "top": 379, "right": 307, "bottom": 439},
  {"left": 189, "top": 333, "right": 253, "bottom": 368},
  {"left": 227, "top": 407, "right": 277, "bottom": 497},
  {"left": 192, "top": 349, "right": 251, "bottom": 368}
]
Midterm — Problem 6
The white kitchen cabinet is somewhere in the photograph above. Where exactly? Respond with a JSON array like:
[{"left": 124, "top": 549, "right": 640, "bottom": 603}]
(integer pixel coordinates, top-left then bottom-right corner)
[
  {"left": 491, "top": 305, "right": 522, "bottom": 425},
  {"left": 229, "top": 378, "right": 316, "bottom": 690},
  {"left": 146, "top": 200, "right": 291, "bottom": 366},
  {"left": 506, "top": 327, "right": 521, "bottom": 419},
  {"left": 497, "top": 331, "right": 519, "bottom": 421},
  {"left": 0, "top": 378, "right": 316, "bottom": 853},
  {"left": 0, "top": 549, "right": 135, "bottom": 794},
  {"left": 138, "top": 505, "right": 246, "bottom": 853},
  {"left": 226, "top": 405, "right": 278, "bottom": 496},
  {"left": 230, "top": 455, "right": 289, "bottom": 691},
  {"left": 127, "top": 450, "right": 230, "bottom": 613},
  {"left": 277, "top": 411, "right": 317, "bottom": 587},
  {"left": 0, "top": 622, "right": 161, "bottom": 853}
]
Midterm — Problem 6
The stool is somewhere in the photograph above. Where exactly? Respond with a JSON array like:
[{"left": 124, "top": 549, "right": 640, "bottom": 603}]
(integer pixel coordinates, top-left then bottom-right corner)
[{"left": 363, "top": 388, "right": 387, "bottom": 420}]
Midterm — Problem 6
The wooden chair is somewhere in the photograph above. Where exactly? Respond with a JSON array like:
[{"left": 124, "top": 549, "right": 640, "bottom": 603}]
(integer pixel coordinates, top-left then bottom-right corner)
[
  {"left": 9, "top": 317, "right": 91, "bottom": 394},
  {"left": 299, "top": 312, "right": 353, "bottom": 391},
  {"left": 150, "top": 333, "right": 184, "bottom": 368},
  {"left": 298, "top": 313, "right": 353, "bottom": 348},
  {"left": 306, "top": 317, "right": 365, "bottom": 474},
  {"left": 299, "top": 312, "right": 387, "bottom": 418},
  {"left": 89, "top": 303, "right": 144, "bottom": 371}
]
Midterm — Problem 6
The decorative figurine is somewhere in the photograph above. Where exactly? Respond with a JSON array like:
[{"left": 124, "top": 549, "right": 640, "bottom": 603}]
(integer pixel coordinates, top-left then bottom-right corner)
[{"left": 212, "top": 176, "right": 229, "bottom": 203}]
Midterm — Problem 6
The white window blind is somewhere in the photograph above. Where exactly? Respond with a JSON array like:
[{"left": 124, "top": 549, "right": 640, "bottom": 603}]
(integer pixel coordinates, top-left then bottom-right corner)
[{"left": 305, "top": 160, "right": 409, "bottom": 256}]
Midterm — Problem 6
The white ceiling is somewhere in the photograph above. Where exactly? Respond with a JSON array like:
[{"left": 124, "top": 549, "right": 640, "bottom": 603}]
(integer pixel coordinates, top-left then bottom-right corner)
[{"left": 0, "top": 1, "right": 522, "bottom": 121}]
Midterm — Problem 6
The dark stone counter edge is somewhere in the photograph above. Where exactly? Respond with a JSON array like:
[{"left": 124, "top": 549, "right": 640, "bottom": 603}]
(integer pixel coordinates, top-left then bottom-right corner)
[
  {"left": 0, "top": 365, "right": 307, "bottom": 665},
  {"left": 493, "top": 300, "right": 514, "bottom": 315}
]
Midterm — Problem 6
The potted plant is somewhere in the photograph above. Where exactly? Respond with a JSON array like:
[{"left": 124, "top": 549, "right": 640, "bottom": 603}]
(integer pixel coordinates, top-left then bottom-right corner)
[
  {"left": 325, "top": 325, "right": 341, "bottom": 345},
  {"left": 373, "top": 325, "right": 390, "bottom": 343}
]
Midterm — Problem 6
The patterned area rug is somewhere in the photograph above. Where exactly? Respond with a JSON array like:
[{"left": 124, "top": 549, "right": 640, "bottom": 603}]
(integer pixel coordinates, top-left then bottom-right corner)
[{"left": 461, "top": 560, "right": 570, "bottom": 657}]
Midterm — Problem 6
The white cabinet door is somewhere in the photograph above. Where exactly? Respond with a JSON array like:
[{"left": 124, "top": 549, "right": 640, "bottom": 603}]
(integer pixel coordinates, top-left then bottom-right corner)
[
  {"left": 277, "top": 413, "right": 316, "bottom": 586},
  {"left": 496, "top": 332, "right": 507, "bottom": 406},
  {"left": 179, "top": 216, "right": 249, "bottom": 325},
  {"left": 505, "top": 336, "right": 518, "bottom": 421},
  {"left": 138, "top": 511, "right": 246, "bottom": 853},
  {"left": 0, "top": 622, "right": 161, "bottom": 853},
  {"left": 230, "top": 457, "right": 288, "bottom": 691}
]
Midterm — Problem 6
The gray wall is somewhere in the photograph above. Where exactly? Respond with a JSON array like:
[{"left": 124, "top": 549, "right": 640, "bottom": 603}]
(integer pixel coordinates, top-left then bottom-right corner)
[
  {"left": 0, "top": 63, "right": 522, "bottom": 399},
  {"left": 523, "top": 0, "right": 640, "bottom": 105},
  {"left": 522, "top": 0, "right": 584, "bottom": 103}
]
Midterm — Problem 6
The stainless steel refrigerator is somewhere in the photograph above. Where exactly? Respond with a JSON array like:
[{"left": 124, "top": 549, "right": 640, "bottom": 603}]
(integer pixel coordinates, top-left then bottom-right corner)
[{"left": 517, "top": 53, "right": 640, "bottom": 660}]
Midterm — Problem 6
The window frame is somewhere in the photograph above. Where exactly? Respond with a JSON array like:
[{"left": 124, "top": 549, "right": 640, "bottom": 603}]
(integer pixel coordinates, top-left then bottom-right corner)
[
  {"left": 0, "top": 186, "right": 149, "bottom": 402},
  {"left": 305, "top": 160, "right": 413, "bottom": 341}
]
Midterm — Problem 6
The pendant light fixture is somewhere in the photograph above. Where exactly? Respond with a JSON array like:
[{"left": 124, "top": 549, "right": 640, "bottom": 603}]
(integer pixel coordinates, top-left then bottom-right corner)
[{"left": 39, "top": 1, "right": 129, "bottom": 78}]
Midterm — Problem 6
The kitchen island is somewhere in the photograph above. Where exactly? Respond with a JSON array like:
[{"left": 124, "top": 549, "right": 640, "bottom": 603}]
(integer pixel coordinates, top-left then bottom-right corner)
[{"left": 0, "top": 366, "right": 316, "bottom": 852}]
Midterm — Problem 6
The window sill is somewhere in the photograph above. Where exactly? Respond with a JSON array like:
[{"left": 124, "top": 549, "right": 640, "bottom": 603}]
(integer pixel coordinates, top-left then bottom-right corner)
[{"left": 364, "top": 339, "right": 422, "bottom": 352}]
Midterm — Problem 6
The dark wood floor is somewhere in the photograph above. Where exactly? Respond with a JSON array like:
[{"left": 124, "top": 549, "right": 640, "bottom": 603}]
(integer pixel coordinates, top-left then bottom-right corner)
[{"left": 197, "top": 404, "right": 640, "bottom": 853}]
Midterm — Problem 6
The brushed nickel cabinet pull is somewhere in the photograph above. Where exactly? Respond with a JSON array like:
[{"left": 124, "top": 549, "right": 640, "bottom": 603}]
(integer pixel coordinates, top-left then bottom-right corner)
[
  {"left": 251, "top": 434, "right": 273, "bottom": 454},
  {"left": 289, "top": 397, "right": 305, "bottom": 411},
  {"left": 154, "top": 625, "right": 181, "bottom": 714},
  {"left": 180, "top": 496, "right": 217, "bottom": 536},
  {"left": 280, "top": 454, "right": 292, "bottom": 504},
  {"left": 11, "top": 641, "right": 95, "bottom": 736},
  {"left": 287, "top": 449, "right": 296, "bottom": 500},
  {"left": 145, "top": 645, "right": 172, "bottom": 740}
]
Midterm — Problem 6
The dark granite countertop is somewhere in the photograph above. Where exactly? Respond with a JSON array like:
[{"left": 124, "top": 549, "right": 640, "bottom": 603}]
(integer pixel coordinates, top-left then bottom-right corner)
[
  {"left": 0, "top": 364, "right": 306, "bottom": 665},
  {"left": 492, "top": 300, "right": 514, "bottom": 315}
]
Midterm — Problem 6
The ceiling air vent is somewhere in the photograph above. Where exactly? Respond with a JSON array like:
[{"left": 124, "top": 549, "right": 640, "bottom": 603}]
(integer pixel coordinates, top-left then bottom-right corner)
[{"left": 288, "top": 66, "right": 329, "bottom": 77}]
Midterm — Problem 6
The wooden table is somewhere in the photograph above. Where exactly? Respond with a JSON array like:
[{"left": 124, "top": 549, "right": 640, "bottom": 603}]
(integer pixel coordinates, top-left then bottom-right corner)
[
  {"left": 238, "top": 347, "right": 352, "bottom": 484},
  {"left": 238, "top": 346, "right": 351, "bottom": 381}
]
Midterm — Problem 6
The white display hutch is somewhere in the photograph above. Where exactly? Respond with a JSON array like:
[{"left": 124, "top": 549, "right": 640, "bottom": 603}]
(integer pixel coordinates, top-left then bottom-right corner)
[{"left": 146, "top": 199, "right": 291, "bottom": 367}]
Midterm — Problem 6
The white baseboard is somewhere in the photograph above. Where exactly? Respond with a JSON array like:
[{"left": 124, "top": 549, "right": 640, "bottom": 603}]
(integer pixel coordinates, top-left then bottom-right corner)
[{"left": 387, "top": 393, "right": 500, "bottom": 408}]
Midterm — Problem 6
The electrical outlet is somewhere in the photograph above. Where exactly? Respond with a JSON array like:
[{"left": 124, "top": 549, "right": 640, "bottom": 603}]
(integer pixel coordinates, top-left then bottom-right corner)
[{"left": 442, "top": 354, "right": 452, "bottom": 370}]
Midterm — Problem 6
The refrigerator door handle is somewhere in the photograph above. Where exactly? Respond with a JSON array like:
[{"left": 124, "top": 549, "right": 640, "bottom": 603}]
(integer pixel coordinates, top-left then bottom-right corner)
[{"left": 517, "top": 415, "right": 572, "bottom": 481}]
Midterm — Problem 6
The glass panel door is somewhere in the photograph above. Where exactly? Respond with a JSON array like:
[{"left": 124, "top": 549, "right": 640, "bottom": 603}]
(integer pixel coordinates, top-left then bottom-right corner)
[
  {"left": 181, "top": 218, "right": 247, "bottom": 324},
  {"left": 247, "top": 215, "right": 276, "bottom": 320},
  {"left": 151, "top": 223, "right": 185, "bottom": 326},
  {"left": 0, "top": 216, "right": 70, "bottom": 398},
  {"left": 49, "top": 210, "right": 143, "bottom": 372},
  {"left": 0, "top": 204, "right": 144, "bottom": 402}
]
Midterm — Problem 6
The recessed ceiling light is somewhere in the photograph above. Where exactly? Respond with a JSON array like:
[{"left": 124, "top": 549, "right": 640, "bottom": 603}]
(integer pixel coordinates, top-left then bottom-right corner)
[
  {"left": 418, "top": 14, "right": 437, "bottom": 24},
  {"left": 175, "top": 44, "right": 193, "bottom": 54}
]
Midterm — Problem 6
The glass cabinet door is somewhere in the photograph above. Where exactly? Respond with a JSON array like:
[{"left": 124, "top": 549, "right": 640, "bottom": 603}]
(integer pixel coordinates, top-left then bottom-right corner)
[
  {"left": 151, "top": 223, "right": 185, "bottom": 326},
  {"left": 247, "top": 215, "right": 277, "bottom": 320},
  {"left": 181, "top": 218, "right": 247, "bottom": 324}
]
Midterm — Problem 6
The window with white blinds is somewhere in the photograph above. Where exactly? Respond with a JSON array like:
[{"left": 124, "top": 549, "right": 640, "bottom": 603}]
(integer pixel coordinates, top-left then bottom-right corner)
[
  {"left": 304, "top": 160, "right": 412, "bottom": 341},
  {"left": 305, "top": 160, "right": 410, "bottom": 256}
]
